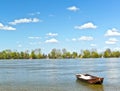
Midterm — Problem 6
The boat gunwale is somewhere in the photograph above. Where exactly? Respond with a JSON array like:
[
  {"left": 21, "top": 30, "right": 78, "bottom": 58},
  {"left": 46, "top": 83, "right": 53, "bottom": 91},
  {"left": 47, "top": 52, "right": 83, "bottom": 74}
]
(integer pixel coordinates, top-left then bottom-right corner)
[{"left": 76, "top": 74, "right": 104, "bottom": 84}]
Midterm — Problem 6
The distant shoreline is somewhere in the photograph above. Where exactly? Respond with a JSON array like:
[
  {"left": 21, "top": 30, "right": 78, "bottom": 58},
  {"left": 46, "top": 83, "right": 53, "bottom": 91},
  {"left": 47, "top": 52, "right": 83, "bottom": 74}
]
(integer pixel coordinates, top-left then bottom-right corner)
[
  {"left": 0, "top": 48, "right": 120, "bottom": 59},
  {"left": 0, "top": 58, "right": 120, "bottom": 60}
]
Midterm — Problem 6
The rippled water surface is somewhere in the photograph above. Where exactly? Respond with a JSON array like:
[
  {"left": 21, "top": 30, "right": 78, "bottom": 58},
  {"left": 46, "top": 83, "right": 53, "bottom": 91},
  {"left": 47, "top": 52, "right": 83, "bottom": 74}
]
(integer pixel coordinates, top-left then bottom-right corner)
[{"left": 0, "top": 58, "right": 120, "bottom": 91}]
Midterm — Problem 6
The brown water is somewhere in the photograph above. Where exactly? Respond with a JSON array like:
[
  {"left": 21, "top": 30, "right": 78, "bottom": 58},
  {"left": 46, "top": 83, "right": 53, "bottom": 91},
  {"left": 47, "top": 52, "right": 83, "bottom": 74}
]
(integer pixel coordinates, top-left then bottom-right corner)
[{"left": 0, "top": 58, "right": 120, "bottom": 91}]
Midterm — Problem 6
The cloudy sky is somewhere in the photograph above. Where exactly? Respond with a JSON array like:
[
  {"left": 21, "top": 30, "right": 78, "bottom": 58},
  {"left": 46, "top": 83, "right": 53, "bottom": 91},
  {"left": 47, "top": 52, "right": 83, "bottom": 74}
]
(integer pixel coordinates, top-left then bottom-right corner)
[{"left": 0, "top": 0, "right": 120, "bottom": 53}]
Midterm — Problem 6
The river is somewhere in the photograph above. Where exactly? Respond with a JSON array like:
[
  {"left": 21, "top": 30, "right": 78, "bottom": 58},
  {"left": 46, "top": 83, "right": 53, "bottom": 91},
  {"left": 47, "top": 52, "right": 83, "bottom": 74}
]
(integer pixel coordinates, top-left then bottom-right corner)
[{"left": 0, "top": 58, "right": 120, "bottom": 91}]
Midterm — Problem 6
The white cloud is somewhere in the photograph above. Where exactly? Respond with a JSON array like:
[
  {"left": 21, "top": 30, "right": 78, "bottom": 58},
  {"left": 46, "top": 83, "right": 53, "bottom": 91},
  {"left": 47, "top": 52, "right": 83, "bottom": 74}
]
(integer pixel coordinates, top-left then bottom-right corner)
[
  {"left": 78, "top": 36, "right": 93, "bottom": 41},
  {"left": 28, "top": 36, "right": 41, "bottom": 39},
  {"left": 29, "top": 42, "right": 41, "bottom": 45},
  {"left": 45, "top": 38, "right": 58, "bottom": 43},
  {"left": 0, "top": 23, "right": 16, "bottom": 30},
  {"left": 49, "top": 14, "right": 55, "bottom": 17},
  {"left": 105, "top": 28, "right": 120, "bottom": 36},
  {"left": 74, "top": 22, "right": 97, "bottom": 29},
  {"left": 72, "top": 38, "right": 77, "bottom": 41},
  {"left": 9, "top": 18, "right": 40, "bottom": 25},
  {"left": 67, "top": 6, "right": 79, "bottom": 12},
  {"left": 105, "top": 38, "right": 118, "bottom": 44},
  {"left": 109, "top": 38, "right": 118, "bottom": 42},
  {"left": 46, "top": 33, "right": 58, "bottom": 37},
  {"left": 113, "top": 47, "right": 120, "bottom": 51},
  {"left": 29, "top": 12, "right": 40, "bottom": 16},
  {"left": 105, "top": 41, "right": 116, "bottom": 44},
  {"left": 90, "top": 44, "right": 96, "bottom": 47}
]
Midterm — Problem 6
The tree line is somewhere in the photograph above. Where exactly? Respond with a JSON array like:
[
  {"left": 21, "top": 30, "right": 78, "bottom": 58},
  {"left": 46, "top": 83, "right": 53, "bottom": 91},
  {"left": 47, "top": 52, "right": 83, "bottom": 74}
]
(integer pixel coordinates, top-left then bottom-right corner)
[{"left": 0, "top": 48, "right": 120, "bottom": 59}]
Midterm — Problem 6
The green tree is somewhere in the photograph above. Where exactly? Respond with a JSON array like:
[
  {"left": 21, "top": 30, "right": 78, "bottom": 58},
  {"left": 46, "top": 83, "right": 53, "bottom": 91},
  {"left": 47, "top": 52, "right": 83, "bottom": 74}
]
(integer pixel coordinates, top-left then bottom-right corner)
[
  {"left": 34, "top": 48, "right": 42, "bottom": 59},
  {"left": 72, "top": 52, "right": 78, "bottom": 58},
  {"left": 91, "top": 50, "right": 99, "bottom": 58},
  {"left": 30, "top": 50, "right": 37, "bottom": 59},
  {"left": 62, "top": 48, "right": 71, "bottom": 58},
  {"left": 112, "top": 51, "right": 120, "bottom": 58},
  {"left": 48, "top": 48, "right": 62, "bottom": 59},
  {"left": 82, "top": 50, "right": 91, "bottom": 58},
  {"left": 103, "top": 48, "right": 112, "bottom": 58},
  {"left": 48, "top": 48, "right": 57, "bottom": 59}
]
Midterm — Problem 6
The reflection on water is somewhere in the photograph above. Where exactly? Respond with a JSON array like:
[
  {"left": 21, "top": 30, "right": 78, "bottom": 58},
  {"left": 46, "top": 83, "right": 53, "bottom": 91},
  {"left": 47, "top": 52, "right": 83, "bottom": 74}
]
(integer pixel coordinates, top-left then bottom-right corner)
[
  {"left": 0, "top": 59, "right": 120, "bottom": 91},
  {"left": 76, "top": 79, "right": 104, "bottom": 91}
]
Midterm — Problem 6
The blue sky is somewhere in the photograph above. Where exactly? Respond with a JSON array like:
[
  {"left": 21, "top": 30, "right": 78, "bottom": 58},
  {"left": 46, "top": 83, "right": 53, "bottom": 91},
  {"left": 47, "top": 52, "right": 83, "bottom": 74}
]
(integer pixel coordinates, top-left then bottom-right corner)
[{"left": 0, "top": 0, "right": 120, "bottom": 53}]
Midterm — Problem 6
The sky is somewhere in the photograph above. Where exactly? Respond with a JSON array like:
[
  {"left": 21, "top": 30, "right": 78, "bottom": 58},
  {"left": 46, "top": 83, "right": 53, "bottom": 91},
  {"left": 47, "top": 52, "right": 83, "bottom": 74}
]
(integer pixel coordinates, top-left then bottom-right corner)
[{"left": 0, "top": 0, "right": 120, "bottom": 53}]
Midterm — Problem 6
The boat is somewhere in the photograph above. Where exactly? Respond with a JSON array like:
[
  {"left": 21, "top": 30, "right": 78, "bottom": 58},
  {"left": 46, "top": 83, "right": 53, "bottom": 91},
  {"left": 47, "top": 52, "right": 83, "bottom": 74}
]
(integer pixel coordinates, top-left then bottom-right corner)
[{"left": 76, "top": 74, "right": 104, "bottom": 84}]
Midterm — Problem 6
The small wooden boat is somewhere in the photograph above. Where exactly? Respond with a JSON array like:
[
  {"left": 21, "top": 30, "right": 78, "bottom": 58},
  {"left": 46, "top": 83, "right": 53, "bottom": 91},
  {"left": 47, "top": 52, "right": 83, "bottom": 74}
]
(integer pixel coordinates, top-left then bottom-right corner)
[{"left": 76, "top": 74, "right": 104, "bottom": 84}]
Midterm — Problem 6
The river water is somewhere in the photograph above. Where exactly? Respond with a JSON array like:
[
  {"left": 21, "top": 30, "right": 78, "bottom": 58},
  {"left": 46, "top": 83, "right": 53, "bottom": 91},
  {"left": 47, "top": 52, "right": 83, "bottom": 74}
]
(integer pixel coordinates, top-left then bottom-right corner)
[{"left": 0, "top": 58, "right": 120, "bottom": 91}]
